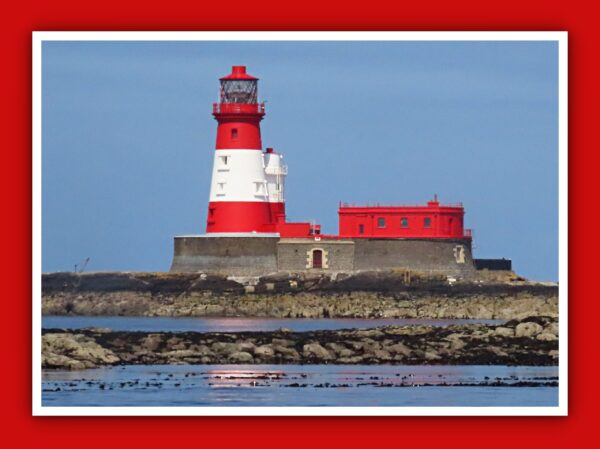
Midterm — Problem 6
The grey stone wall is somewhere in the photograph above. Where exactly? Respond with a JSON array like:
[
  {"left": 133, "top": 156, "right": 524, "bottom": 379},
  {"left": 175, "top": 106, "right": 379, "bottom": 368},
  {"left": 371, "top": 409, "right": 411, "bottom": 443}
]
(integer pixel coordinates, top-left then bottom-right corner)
[
  {"left": 353, "top": 238, "right": 476, "bottom": 276},
  {"left": 170, "top": 236, "right": 477, "bottom": 276},
  {"left": 170, "top": 236, "right": 278, "bottom": 275},
  {"left": 277, "top": 239, "right": 355, "bottom": 272}
]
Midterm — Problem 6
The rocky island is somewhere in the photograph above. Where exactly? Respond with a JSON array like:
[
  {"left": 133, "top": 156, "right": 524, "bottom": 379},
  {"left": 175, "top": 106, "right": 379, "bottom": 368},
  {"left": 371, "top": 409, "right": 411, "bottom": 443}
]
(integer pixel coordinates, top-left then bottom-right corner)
[
  {"left": 42, "top": 316, "right": 558, "bottom": 370},
  {"left": 41, "top": 271, "right": 559, "bottom": 370},
  {"left": 42, "top": 271, "right": 558, "bottom": 319}
]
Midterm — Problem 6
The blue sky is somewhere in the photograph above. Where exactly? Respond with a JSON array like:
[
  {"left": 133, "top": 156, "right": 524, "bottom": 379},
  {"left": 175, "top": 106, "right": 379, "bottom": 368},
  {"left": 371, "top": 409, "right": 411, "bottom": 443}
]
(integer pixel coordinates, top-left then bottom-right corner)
[{"left": 42, "top": 40, "right": 559, "bottom": 280}]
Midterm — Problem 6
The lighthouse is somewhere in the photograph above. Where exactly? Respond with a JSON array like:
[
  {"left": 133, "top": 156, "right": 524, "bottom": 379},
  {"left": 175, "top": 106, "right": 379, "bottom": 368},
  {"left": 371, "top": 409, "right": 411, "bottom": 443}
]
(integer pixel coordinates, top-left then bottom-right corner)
[
  {"left": 206, "top": 66, "right": 286, "bottom": 234},
  {"left": 171, "top": 64, "right": 483, "bottom": 277}
]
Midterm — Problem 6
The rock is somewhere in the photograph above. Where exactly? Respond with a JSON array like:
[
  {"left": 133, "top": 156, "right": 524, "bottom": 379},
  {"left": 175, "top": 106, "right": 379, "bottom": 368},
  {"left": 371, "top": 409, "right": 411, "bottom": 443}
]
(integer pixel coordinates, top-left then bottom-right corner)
[
  {"left": 444, "top": 332, "right": 467, "bottom": 350},
  {"left": 83, "top": 327, "right": 113, "bottom": 334},
  {"left": 337, "top": 356, "right": 363, "bottom": 364},
  {"left": 236, "top": 341, "right": 256, "bottom": 353},
  {"left": 141, "top": 334, "right": 163, "bottom": 351},
  {"left": 515, "top": 322, "right": 543, "bottom": 338},
  {"left": 163, "top": 350, "right": 200, "bottom": 359},
  {"left": 43, "top": 353, "right": 86, "bottom": 370},
  {"left": 371, "top": 349, "right": 392, "bottom": 361},
  {"left": 325, "top": 342, "right": 350, "bottom": 355},
  {"left": 386, "top": 342, "right": 411, "bottom": 357},
  {"left": 536, "top": 332, "right": 558, "bottom": 341},
  {"left": 272, "top": 338, "right": 294, "bottom": 347},
  {"left": 42, "top": 333, "right": 119, "bottom": 370},
  {"left": 254, "top": 345, "right": 275, "bottom": 357},
  {"left": 487, "top": 346, "right": 508, "bottom": 357},
  {"left": 544, "top": 322, "right": 559, "bottom": 336},
  {"left": 228, "top": 351, "right": 254, "bottom": 363},
  {"left": 449, "top": 339, "right": 466, "bottom": 351},
  {"left": 203, "top": 304, "right": 225, "bottom": 315},
  {"left": 424, "top": 350, "right": 441, "bottom": 361},
  {"left": 273, "top": 345, "right": 301, "bottom": 361},
  {"left": 188, "top": 344, "right": 212, "bottom": 356},
  {"left": 211, "top": 341, "right": 237, "bottom": 354},
  {"left": 302, "top": 343, "right": 333, "bottom": 360},
  {"left": 494, "top": 327, "right": 514, "bottom": 337}
]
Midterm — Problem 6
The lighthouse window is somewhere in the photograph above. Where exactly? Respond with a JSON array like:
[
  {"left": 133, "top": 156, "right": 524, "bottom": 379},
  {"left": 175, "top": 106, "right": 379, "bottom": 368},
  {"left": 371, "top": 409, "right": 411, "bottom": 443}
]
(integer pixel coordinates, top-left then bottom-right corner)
[
  {"left": 220, "top": 156, "right": 229, "bottom": 166},
  {"left": 358, "top": 224, "right": 364, "bottom": 234},
  {"left": 401, "top": 217, "right": 409, "bottom": 228},
  {"left": 377, "top": 217, "right": 386, "bottom": 228},
  {"left": 220, "top": 79, "right": 258, "bottom": 104},
  {"left": 231, "top": 128, "right": 238, "bottom": 139},
  {"left": 424, "top": 217, "right": 432, "bottom": 228}
]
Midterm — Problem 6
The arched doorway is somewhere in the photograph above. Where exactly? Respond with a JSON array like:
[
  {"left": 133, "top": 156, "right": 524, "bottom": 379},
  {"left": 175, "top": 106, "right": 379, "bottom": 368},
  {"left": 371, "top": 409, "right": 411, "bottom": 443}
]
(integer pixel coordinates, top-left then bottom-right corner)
[{"left": 312, "top": 249, "right": 323, "bottom": 268}]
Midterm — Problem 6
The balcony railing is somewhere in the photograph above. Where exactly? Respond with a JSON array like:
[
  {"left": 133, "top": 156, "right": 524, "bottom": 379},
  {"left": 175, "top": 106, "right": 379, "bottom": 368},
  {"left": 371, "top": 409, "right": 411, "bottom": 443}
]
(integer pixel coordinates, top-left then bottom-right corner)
[
  {"left": 213, "top": 102, "right": 265, "bottom": 114},
  {"left": 339, "top": 201, "right": 464, "bottom": 209}
]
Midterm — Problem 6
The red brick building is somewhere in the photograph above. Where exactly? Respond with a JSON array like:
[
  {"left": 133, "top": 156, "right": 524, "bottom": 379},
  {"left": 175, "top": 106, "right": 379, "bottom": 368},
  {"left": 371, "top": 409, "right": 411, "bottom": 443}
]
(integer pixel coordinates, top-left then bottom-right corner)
[{"left": 338, "top": 197, "right": 471, "bottom": 239}]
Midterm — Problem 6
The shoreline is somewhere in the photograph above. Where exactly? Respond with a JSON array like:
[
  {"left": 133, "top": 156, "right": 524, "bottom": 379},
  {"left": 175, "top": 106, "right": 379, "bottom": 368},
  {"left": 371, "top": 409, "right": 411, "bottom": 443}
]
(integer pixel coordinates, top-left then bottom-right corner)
[
  {"left": 42, "top": 316, "right": 558, "bottom": 370},
  {"left": 42, "top": 272, "right": 558, "bottom": 320}
]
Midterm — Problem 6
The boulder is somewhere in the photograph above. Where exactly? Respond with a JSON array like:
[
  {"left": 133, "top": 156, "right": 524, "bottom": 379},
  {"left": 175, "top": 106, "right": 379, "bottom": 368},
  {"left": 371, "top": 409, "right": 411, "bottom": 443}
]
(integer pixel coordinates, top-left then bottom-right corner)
[
  {"left": 515, "top": 322, "right": 543, "bottom": 338},
  {"left": 273, "top": 345, "right": 301, "bottom": 361},
  {"left": 140, "top": 334, "right": 163, "bottom": 351},
  {"left": 386, "top": 342, "right": 411, "bottom": 357},
  {"left": 272, "top": 338, "right": 295, "bottom": 347},
  {"left": 236, "top": 341, "right": 256, "bottom": 353},
  {"left": 211, "top": 341, "right": 237, "bottom": 354},
  {"left": 536, "top": 332, "right": 558, "bottom": 341},
  {"left": 544, "top": 322, "right": 559, "bottom": 336},
  {"left": 254, "top": 345, "right": 275, "bottom": 357},
  {"left": 302, "top": 343, "right": 333, "bottom": 360},
  {"left": 228, "top": 351, "right": 254, "bottom": 363},
  {"left": 494, "top": 327, "right": 514, "bottom": 337},
  {"left": 424, "top": 350, "right": 441, "bottom": 361},
  {"left": 42, "top": 333, "right": 119, "bottom": 370}
]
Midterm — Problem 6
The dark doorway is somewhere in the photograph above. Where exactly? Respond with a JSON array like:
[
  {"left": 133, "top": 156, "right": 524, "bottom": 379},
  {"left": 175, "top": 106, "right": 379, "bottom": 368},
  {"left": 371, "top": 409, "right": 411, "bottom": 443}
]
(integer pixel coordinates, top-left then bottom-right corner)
[{"left": 312, "top": 249, "right": 323, "bottom": 268}]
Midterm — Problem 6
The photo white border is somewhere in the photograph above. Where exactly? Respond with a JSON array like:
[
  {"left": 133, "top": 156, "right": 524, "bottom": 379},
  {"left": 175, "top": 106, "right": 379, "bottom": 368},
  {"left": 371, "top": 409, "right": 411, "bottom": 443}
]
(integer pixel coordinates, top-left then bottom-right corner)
[{"left": 32, "top": 31, "right": 568, "bottom": 416}]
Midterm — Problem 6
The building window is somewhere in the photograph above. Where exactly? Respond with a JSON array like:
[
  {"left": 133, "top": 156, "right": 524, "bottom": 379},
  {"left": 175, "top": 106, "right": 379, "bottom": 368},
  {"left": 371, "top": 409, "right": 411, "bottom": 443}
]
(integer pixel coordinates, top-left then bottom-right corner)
[
  {"left": 424, "top": 217, "right": 432, "bottom": 228},
  {"left": 358, "top": 224, "right": 364, "bottom": 234},
  {"left": 377, "top": 217, "right": 386, "bottom": 228},
  {"left": 231, "top": 128, "right": 238, "bottom": 139},
  {"left": 401, "top": 217, "right": 409, "bottom": 228}
]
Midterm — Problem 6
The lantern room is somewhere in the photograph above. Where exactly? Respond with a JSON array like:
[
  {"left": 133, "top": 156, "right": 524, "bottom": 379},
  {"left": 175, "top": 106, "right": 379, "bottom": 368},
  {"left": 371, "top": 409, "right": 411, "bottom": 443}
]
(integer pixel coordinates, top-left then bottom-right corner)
[{"left": 219, "top": 66, "right": 258, "bottom": 104}]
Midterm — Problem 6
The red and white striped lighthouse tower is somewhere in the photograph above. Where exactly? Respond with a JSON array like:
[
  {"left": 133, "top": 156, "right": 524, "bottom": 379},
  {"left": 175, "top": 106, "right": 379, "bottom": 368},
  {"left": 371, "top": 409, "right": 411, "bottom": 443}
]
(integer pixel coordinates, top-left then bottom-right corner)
[{"left": 206, "top": 66, "right": 286, "bottom": 234}]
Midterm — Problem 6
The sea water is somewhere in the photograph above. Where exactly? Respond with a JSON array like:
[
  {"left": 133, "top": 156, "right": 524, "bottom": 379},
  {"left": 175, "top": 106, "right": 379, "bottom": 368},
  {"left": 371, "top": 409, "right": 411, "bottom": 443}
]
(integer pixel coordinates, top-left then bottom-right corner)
[
  {"left": 42, "top": 316, "right": 504, "bottom": 333},
  {"left": 42, "top": 364, "right": 558, "bottom": 407}
]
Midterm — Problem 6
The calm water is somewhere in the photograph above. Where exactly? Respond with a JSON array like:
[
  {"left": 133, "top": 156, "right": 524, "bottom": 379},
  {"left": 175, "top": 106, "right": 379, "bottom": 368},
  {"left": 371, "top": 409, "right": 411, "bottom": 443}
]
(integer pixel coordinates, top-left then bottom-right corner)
[
  {"left": 42, "top": 364, "right": 558, "bottom": 407},
  {"left": 42, "top": 316, "right": 504, "bottom": 332}
]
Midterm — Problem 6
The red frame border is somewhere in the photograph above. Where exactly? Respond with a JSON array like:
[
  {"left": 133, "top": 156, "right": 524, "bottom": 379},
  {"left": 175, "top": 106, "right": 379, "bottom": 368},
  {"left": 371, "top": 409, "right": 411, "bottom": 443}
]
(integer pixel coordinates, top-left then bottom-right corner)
[{"left": 5, "top": 1, "right": 593, "bottom": 447}]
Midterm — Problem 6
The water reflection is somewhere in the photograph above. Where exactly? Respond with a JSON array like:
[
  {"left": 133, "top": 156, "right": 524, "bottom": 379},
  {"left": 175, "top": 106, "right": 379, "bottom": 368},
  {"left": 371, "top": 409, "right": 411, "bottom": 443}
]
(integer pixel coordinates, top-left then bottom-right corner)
[
  {"left": 42, "top": 316, "right": 505, "bottom": 333},
  {"left": 42, "top": 364, "right": 558, "bottom": 407}
]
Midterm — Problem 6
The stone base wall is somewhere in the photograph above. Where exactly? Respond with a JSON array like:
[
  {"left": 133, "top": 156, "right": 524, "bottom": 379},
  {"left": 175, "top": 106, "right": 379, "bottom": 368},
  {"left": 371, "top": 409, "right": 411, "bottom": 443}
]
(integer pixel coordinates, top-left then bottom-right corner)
[
  {"left": 170, "top": 236, "right": 278, "bottom": 275},
  {"left": 170, "top": 236, "right": 476, "bottom": 276},
  {"left": 354, "top": 238, "right": 476, "bottom": 276},
  {"left": 277, "top": 239, "right": 355, "bottom": 271}
]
